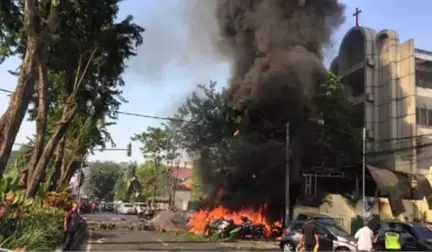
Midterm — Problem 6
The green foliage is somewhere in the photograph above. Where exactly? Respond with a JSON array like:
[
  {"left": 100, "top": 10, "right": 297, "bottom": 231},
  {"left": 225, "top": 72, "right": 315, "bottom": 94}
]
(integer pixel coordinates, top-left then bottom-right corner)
[
  {"left": 173, "top": 81, "right": 238, "bottom": 153},
  {"left": 5, "top": 144, "right": 33, "bottom": 174},
  {"left": 314, "top": 72, "right": 362, "bottom": 166},
  {"left": 83, "top": 161, "right": 121, "bottom": 201},
  {"left": 0, "top": 173, "right": 63, "bottom": 250},
  {"left": 136, "top": 161, "right": 168, "bottom": 199},
  {"left": 0, "top": 207, "right": 63, "bottom": 251},
  {"left": 113, "top": 178, "right": 126, "bottom": 201},
  {"left": 132, "top": 126, "right": 170, "bottom": 160},
  {"left": 190, "top": 161, "right": 208, "bottom": 201}
]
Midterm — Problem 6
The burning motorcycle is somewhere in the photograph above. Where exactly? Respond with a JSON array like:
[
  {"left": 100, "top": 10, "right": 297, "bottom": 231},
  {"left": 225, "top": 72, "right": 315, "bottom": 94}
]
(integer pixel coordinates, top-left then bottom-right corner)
[
  {"left": 205, "top": 217, "right": 237, "bottom": 238},
  {"left": 229, "top": 216, "right": 266, "bottom": 240}
]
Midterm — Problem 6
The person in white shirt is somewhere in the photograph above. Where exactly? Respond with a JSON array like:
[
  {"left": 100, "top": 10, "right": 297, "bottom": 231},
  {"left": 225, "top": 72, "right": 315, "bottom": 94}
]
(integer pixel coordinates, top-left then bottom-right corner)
[{"left": 354, "top": 220, "right": 377, "bottom": 252}]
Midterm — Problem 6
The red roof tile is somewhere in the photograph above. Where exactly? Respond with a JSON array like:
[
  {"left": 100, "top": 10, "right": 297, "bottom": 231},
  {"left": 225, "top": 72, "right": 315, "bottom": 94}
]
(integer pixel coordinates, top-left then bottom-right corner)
[{"left": 169, "top": 167, "right": 192, "bottom": 180}]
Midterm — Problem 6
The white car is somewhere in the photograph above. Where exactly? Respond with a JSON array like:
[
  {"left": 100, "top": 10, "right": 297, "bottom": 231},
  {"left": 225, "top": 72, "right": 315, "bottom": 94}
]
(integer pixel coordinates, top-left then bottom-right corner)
[
  {"left": 119, "top": 203, "right": 136, "bottom": 215},
  {"left": 134, "top": 202, "right": 147, "bottom": 215}
]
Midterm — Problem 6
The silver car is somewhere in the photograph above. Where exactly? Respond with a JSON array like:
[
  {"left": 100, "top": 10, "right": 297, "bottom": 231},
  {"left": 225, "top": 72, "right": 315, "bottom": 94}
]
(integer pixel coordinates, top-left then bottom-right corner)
[{"left": 279, "top": 221, "right": 357, "bottom": 252}]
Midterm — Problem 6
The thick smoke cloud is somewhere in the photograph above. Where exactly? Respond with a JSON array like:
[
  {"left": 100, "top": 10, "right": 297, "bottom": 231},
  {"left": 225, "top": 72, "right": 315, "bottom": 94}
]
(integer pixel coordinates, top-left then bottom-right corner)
[{"left": 199, "top": 0, "right": 345, "bottom": 212}]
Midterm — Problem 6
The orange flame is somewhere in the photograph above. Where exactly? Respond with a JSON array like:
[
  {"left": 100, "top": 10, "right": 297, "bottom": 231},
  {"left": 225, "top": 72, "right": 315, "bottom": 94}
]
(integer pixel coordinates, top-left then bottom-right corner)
[{"left": 187, "top": 203, "right": 276, "bottom": 237}]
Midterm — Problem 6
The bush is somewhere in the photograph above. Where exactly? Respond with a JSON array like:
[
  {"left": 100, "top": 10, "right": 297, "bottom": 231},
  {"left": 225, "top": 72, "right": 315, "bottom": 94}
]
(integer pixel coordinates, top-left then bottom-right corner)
[
  {"left": 0, "top": 176, "right": 65, "bottom": 251},
  {"left": 43, "top": 191, "right": 74, "bottom": 209},
  {"left": 0, "top": 207, "right": 64, "bottom": 251}
]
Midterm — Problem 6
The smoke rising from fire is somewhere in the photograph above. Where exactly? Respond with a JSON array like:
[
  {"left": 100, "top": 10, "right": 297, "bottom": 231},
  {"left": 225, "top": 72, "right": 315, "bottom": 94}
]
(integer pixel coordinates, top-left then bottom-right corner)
[{"left": 198, "top": 0, "right": 345, "bottom": 211}]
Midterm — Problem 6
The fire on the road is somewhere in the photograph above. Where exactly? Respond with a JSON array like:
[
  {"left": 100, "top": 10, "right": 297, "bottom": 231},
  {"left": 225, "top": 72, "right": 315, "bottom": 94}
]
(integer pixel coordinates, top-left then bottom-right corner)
[{"left": 187, "top": 204, "right": 282, "bottom": 238}]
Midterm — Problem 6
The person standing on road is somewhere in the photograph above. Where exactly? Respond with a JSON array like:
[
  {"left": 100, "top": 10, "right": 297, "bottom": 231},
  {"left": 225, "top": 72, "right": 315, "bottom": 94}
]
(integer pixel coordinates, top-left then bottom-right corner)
[
  {"left": 354, "top": 220, "right": 376, "bottom": 252},
  {"left": 63, "top": 202, "right": 79, "bottom": 251},
  {"left": 91, "top": 202, "right": 96, "bottom": 214},
  {"left": 299, "top": 216, "right": 319, "bottom": 252}
]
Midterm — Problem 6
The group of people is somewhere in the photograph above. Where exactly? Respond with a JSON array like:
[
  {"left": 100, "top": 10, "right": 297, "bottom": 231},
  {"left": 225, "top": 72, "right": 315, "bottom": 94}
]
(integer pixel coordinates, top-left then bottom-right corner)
[{"left": 297, "top": 217, "right": 401, "bottom": 252}]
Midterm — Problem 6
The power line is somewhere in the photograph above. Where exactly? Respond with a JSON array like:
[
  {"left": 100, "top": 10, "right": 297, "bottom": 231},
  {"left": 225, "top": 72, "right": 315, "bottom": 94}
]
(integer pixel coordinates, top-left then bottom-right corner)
[
  {"left": 2, "top": 87, "right": 431, "bottom": 144},
  {"left": 3, "top": 87, "right": 432, "bottom": 151},
  {"left": 0, "top": 88, "right": 191, "bottom": 123}
]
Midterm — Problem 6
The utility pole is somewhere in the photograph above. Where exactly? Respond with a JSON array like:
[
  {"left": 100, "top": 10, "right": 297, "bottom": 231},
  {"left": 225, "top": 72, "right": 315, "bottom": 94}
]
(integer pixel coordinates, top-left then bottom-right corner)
[
  {"left": 284, "top": 122, "right": 290, "bottom": 227},
  {"left": 171, "top": 161, "right": 180, "bottom": 209},
  {"left": 362, "top": 127, "right": 366, "bottom": 218}
]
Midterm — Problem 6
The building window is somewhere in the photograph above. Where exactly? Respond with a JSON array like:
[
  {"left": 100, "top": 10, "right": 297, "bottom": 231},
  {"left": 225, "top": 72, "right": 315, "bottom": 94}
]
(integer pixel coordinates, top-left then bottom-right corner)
[
  {"left": 416, "top": 107, "right": 431, "bottom": 126},
  {"left": 428, "top": 110, "right": 432, "bottom": 126}
]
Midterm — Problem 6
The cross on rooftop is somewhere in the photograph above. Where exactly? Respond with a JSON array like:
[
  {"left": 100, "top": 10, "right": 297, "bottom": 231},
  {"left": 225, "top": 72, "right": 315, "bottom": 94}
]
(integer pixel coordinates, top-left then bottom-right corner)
[{"left": 353, "top": 7, "right": 362, "bottom": 27}]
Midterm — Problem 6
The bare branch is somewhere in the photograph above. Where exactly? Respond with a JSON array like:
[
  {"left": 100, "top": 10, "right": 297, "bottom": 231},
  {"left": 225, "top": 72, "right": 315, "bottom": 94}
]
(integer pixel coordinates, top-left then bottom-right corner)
[
  {"left": 73, "top": 55, "right": 83, "bottom": 91},
  {"left": 73, "top": 48, "right": 98, "bottom": 93}
]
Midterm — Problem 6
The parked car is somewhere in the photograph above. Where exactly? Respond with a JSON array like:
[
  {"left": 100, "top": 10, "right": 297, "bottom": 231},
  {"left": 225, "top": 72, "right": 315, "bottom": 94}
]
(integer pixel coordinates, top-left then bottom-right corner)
[
  {"left": 104, "top": 202, "right": 114, "bottom": 212},
  {"left": 119, "top": 203, "right": 136, "bottom": 215},
  {"left": 374, "top": 221, "right": 432, "bottom": 251},
  {"left": 113, "top": 202, "right": 122, "bottom": 214},
  {"left": 296, "top": 213, "right": 340, "bottom": 227},
  {"left": 134, "top": 202, "right": 147, "bottom": 215},
  {"left": 279, "top": 220, "right": 357, "bottom": 252}
]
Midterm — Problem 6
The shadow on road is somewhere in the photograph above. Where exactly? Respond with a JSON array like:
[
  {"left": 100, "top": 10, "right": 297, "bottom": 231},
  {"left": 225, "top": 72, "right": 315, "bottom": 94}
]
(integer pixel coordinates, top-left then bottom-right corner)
[{"left": 90, "top": 232, "right": 119, "bottom": 239}]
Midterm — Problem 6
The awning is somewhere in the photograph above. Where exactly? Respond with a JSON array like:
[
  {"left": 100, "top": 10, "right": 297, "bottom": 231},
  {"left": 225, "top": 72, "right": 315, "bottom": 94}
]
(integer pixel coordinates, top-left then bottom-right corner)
[{"left": 367, "top": 165, "right": 432, "bottom": 216}]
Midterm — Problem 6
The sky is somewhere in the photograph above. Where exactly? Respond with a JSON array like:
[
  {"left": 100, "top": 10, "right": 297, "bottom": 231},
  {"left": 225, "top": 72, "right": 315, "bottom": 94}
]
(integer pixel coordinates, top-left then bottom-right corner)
[{"left": 1, "top": 0, "right": 431, "bottom": 165}]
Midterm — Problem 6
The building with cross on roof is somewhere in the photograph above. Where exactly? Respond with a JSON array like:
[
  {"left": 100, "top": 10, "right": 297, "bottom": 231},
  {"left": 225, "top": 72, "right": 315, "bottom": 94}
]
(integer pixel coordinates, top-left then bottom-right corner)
[
  {"left": 330, "top": 23, "right": 432, "bottom": 217},
  {"left": 331, "top": 25, "right": 432, "bottom": 175}
]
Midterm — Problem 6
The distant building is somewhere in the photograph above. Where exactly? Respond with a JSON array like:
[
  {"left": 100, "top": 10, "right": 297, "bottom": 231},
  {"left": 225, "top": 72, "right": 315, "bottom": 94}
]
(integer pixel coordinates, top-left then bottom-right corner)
[
  {"left": 331, "top": 26, "right": 432, "bottom": 175},
  {"left": 169, "top": 165, "right": 192, "bottom": 210},
  {"left": 169, "top": 166, "right": 192, "bottom": 182}
]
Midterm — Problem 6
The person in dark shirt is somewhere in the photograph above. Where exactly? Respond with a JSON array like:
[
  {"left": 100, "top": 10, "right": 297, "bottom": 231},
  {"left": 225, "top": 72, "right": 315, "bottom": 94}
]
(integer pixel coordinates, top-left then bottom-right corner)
[
  {"left": 299, "top": 216, "right": 319, "bottom": 251},
  {"left": 63, "top": 202, "right": 79, "bottom": 251}
]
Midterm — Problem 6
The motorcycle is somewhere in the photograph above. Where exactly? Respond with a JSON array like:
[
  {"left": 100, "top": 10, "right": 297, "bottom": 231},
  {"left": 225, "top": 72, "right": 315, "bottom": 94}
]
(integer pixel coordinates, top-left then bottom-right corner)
[
  {"left": 137, "top": 208, "right": 155, "bottom": 220},
  {"left": 205, "top": 218, "right": 237, "bottom": 238},
  {"left": 229, "top": 216, "right": 266, "bottom": 240}
]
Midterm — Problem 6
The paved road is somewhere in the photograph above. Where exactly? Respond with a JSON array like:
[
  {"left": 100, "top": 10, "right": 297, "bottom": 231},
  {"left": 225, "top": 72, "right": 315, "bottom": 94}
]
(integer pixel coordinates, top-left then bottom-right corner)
[
  {"left": 82, "top": 213, "right": 280, "bottom": 251},
  {"left": 82, "top": 212, "right": 137, "bottom": 222}
]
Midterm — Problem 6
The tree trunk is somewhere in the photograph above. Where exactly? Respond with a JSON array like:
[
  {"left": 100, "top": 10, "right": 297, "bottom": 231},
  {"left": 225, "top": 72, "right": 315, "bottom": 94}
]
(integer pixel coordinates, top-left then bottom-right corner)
[
  {"left": 27, "top": 61, "right": 49, "bottom": 182},
  {"left": 48, "top": 135, "right": 66, "bottom": 191},
  {"left": 0, "top": 36, "right": 41, "bottom": 175},
  {"left": 57, "top": 158, "right": 76, "bottom": 191},
  {"left": 56, "top": 158, "right": 72, "bottom": 191},
  {"left": 26, "top": 106, "right": 77, "bottom": 197},
  {"left": 0, "top": 0, "right": 61, "bottom": 175}
]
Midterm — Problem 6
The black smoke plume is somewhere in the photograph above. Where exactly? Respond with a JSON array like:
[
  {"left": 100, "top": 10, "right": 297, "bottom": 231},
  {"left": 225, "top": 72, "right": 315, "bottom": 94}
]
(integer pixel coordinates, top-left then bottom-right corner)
[{"left": 197, "top": 0, "right": 345, "bottom": 217}]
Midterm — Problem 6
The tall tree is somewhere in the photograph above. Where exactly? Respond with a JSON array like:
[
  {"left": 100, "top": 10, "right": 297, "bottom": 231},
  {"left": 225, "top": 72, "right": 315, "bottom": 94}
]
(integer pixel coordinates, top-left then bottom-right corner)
[
  {"left": 83, "top": 161, "right": 121, "bottom": 201},
  {"left": 0, "top": 0, "right": 64, "bottom": 174},
  {"left": 136, "top": 161, "right": 167, "bottom": 199},
  {"left": 24, "top": 0, "right": 144, "bottom": 196},
  {"left": 132, "top": 126, "right": 170, "bottom": 201}
]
